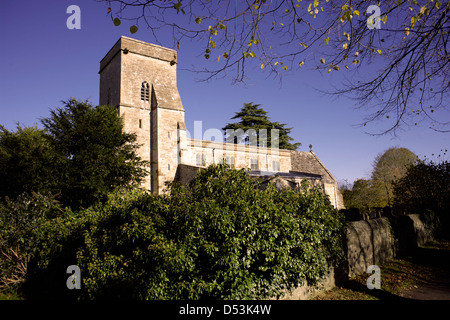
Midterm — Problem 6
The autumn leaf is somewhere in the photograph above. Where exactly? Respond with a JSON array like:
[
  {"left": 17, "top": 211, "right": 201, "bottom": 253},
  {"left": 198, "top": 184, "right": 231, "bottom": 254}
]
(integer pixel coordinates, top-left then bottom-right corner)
[
  {"left": 411, "top": 16, "right": 417, "bottom": 29},
  {"left": 130, "top": 25, "right": 138, "bottom": 34}
]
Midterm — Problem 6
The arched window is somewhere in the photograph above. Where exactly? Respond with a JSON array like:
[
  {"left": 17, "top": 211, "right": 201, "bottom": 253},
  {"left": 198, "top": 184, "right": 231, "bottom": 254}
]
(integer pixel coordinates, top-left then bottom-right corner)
[{"left": 141, "top": 82, "right": 149, "bottom": 101}]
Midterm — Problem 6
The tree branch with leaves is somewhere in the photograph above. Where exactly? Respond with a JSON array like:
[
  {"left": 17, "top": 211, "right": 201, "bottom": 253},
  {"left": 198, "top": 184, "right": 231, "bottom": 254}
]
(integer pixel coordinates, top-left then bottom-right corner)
[{"left": 100, "top": 0, "right": 450, "bottom": 134}]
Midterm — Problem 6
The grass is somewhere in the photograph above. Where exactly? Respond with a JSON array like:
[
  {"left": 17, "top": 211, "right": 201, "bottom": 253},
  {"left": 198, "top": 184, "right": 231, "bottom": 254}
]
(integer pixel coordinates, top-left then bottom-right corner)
[{"left": 312, "top": 239, "right": 450, "bottom": 300}]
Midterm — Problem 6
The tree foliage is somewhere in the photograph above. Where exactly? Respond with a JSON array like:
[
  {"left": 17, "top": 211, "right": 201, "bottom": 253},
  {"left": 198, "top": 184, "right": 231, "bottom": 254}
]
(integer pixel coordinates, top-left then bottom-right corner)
[
  {"left": 222, "top": 102, "right": 301, "bottom": 150},
  {"left": 0, "top": 98, "right": 148, "bottom": 209},
  {"left": 393, "top": 159, "right": 450, "bottom": 236},
  {"left": 341, "top": 178, "right": 373, "bottom": 214},
  {"left": 371, "top": 147, "right": 418, "bottom": 207},
  {"left": 0, "top": 126, "right": 60, "bottom": 199},
  {"left": 342, "top": 147, "right": 417, "bottom": 212},
  {"left": 41, "top": 98, "right": 148, "bottom": 208},
  {"left": 0, "top": 192, "right": 62, "bottom": 293},
  {"left": 101, "top": 0, "right": 450, "bottom": 133}
]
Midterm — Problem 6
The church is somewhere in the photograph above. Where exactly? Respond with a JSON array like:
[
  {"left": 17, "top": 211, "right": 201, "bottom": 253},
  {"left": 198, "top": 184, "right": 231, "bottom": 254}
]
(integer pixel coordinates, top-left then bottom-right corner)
[{"left": 99, "top": 36, "right": 344, "bottom": 209}]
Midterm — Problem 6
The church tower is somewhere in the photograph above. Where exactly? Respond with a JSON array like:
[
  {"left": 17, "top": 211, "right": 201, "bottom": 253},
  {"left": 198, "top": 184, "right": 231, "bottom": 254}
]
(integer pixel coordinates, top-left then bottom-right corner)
[{"left": 99, "top": 36, "right": 187, "bottom": 194}]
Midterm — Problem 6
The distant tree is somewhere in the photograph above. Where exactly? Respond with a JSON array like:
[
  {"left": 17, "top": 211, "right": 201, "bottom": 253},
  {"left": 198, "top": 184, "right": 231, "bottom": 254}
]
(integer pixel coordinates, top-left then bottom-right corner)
[
  {"left": 342, "top": 178, "right": 373, "bottom": 214},
  {"left": 222, "top": 102, "right": 301, "bottom": 150},
  {"left": 342, "top": 147, "right": 417, "bottom": 212},
  {"left": 371, "top": 147, "right": 418, "bottom": 207}
]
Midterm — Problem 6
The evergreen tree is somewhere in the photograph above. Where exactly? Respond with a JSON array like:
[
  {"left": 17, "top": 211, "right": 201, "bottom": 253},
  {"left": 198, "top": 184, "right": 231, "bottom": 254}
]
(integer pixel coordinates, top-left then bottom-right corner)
[
  {"left": 41, "top": 98, "right": 148, "bottom": 208},
  {"left": 0, "top": 98, "right": 148, "bottom": 209},
  {"left": 0, "top": 125, "right": 61, "bottom": 199},
  {"left": 222, "top": 102, "right": 301, "bottom": 150}
]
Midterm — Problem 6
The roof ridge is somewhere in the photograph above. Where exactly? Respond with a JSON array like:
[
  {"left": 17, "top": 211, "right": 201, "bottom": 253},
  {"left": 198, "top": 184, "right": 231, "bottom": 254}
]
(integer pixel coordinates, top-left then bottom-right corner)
[{"left": 309, "top": 151, "right": 336, "bottom": 183}]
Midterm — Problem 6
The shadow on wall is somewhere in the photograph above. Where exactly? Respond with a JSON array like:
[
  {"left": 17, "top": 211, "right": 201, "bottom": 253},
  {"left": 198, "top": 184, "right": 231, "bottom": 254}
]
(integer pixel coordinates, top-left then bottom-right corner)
[
  {"left": 344, "top": 218, "right": 395, "bottom": 278},
  {"left": 277, "top": 214, "right": 435, "bottom": 300},
  {"left": 344, "top": 214, "right": 434, "bottom": 279}
]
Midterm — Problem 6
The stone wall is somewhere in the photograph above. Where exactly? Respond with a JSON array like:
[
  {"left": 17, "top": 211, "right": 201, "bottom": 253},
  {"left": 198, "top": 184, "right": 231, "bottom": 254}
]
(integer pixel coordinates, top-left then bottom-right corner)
[
  {"left": 183, "top": 138, "right": 292, "bottom": 172},
  {"left": 345, "top": 218, "right": 396, "bottom": 278},
  {"left": 396, "top": 214, "right": 434, "bottom": 255},
  {"left": 276, "top": 268, "right": 338, "bottom": 300},
  {"left": 278, "top": 214, "right": 434, "bottom": 299}
]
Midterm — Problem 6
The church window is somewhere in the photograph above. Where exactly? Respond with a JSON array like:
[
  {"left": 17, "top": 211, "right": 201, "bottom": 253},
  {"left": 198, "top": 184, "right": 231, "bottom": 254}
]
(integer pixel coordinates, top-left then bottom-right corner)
[
  {"left": 226, "top": 156, "right": 235, "bottom": 169},
  {"left": 196, "top": 153, "right": 206, "bottom": 166},
  {"left": 139, "top": 119, "right": 142, "bottom": 129},
  {"left": 141, "top": 82, "right": 149, "bottom": 101},
  {"left": 250, "top": 158, "right": 258, "bottom": 170},
  {"left": 196, "top": 153, "right": 202, "bottom": 166},
  {"left": 272, "top": 160, "right": 280, "bottom": 172}
]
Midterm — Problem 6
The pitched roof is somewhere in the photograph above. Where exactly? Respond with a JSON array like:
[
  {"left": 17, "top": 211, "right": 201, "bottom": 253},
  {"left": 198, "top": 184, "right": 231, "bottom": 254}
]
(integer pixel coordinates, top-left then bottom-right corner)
[{"left": 290, "top": 150, "right": 336, "bottom": 184}]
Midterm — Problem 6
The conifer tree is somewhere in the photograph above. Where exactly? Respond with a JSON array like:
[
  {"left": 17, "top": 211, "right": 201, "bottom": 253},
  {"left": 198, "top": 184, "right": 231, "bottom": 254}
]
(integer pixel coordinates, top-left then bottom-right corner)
[{"left": 222, "top": 102, "right": 301, "bottom": 150}]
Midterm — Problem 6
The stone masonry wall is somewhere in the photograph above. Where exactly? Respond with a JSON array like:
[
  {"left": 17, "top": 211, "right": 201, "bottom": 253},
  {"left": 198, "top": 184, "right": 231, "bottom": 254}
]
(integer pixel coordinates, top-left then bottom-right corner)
[
  {"left": 345, "top": 218, "right": 396, "bottom": 278},
  {"left": 183, "top": 138, "right": 292, "bottom": 172},
  {"left": 279, "top": 214, "right": 434, "bottom": 299}
]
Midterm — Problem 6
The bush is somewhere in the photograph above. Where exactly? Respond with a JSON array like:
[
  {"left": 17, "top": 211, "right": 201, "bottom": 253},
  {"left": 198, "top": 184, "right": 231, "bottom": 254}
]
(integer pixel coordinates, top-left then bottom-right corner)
[
  {"left": 71, "top": 164, "right": 344, "bottom": 299},
  {"left": 0, "top": 192, "right": 62, "bottom": 294},
  {"left": 12, "top": 164, "right": 345, "bottom": 300}
]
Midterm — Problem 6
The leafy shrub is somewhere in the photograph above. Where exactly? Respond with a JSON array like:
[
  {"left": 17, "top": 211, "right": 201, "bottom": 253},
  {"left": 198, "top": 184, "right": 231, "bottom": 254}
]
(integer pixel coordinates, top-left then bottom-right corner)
[
  {"left": 72, "top": 164, "right": 344, "bottom": 299},
  {"left": 0, "top": 192, "right": 62, "bottom": 294},
  {"left": 11, "top": 164, "right": 344, "bottom": 299}
]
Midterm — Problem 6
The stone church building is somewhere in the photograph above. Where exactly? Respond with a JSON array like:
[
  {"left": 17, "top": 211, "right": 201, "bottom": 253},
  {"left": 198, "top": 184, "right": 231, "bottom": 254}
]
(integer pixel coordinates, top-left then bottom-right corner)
[{"left": 99, "top": 36, "right": 344, "bottom": 209}]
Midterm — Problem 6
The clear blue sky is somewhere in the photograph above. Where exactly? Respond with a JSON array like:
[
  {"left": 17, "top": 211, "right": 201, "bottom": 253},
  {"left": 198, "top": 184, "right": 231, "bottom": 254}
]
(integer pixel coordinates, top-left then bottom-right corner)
[{"left": 1, "top": 0, "right": 448, "bottom": 184}]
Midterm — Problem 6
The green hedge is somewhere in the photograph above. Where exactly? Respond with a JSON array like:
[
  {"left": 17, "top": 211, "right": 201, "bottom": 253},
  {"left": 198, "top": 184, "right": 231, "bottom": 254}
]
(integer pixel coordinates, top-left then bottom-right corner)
[{"left": 2, "top": 163, "right": 345, "bottom": 299}]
